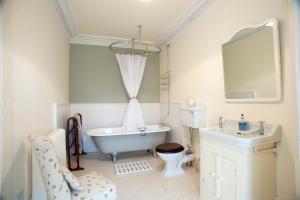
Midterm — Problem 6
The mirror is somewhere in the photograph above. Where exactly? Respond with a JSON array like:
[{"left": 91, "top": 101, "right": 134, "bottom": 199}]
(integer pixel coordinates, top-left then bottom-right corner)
[{"left": 222, "top": 18, "right": 281, "bottom": 102}]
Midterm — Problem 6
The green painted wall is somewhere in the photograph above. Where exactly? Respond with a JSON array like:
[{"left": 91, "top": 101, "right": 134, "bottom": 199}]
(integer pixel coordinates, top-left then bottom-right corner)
[{"left": 69, "top": 44, "right": 160, "bottom": 103}]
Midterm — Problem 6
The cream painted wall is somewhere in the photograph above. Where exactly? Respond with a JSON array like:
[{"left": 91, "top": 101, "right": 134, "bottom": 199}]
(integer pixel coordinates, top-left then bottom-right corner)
[
  {"left": 1, "top": 1, "right": 15, "bottom": 199},
  {"left": 2, "top": 0, "right": 70, "bottom": 199},
  {"left": 161, "top": 0, "right": 297, "bottom": 199},
  {"left": 0, "top": 3, "right": 3, "bottom": 196},
  {"left": 292, "top": 0, "right": 300, "bottom": 197}
]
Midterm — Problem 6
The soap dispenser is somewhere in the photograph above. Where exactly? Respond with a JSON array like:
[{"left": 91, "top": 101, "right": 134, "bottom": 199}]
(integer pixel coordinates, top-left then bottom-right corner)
[{"left": 238, "top": 114, "right": 249, "bottom": 131}]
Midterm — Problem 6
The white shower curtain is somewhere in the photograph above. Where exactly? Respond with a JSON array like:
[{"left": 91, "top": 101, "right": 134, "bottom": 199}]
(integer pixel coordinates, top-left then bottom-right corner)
[{"left": 116, "top": 54, "right": 147, "bottom": 131}]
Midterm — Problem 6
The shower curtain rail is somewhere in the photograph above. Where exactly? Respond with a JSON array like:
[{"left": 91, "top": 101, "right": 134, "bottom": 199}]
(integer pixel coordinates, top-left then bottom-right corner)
[{"left": 109, "top": 25, "right": 161, "bottom": 56}]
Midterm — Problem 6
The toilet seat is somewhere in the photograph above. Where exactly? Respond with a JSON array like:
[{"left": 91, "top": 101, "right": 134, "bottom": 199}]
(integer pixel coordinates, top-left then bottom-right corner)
[{"left": 156, "top": 143, "right": 184, "bottom": 154}]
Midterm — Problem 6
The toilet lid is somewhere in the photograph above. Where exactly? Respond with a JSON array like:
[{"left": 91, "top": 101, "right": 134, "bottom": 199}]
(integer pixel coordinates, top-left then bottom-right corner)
[{"left": 156, "top": 143, "right": 184, "bottom": 153}]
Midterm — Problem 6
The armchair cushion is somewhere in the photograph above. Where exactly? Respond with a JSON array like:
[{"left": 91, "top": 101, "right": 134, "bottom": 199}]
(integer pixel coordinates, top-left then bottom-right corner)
[
  {"left": 60, "top": 165, "right": 84, "bottom": 192},
  {"left": 72, "top": 171, "right": 117, "bottom": 200},
  {"left": 32, "top": 135, "right": 71, "bottom": 200}
]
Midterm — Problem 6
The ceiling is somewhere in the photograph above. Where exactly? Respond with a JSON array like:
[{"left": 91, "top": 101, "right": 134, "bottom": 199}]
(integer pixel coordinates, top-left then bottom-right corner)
[
  {"left": 69, "top": 0, "right": 193, "bottom": 42},
  {"left": 53, "top": 0, "right": 213, "bottom": 44}
]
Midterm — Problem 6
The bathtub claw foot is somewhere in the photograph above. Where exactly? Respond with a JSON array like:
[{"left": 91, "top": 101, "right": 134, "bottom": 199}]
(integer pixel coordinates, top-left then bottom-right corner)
[{"left": 112, "top": 152, "right": 117, "bottom": 163}]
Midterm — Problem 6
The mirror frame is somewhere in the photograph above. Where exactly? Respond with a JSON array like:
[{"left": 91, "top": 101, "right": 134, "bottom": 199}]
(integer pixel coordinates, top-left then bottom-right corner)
[{"left": 221, "top": 18, "right": 281, "bottom": 103}]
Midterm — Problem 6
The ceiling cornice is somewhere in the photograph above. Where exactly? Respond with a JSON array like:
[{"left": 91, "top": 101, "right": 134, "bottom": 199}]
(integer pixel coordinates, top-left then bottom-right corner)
[
  {"left": 52, "top": 0, "right": 77, "bottom": 37},
  {"left": 70, "top": 34, "right": 131, "bottom": 46},
  {"left": 52, "top": 0, "right": 215, "bottom": 46},
  {"left": 157, "top": 0, "right": 215, "bottom": 44},
  {"left": 70, "top": 34, "right": 158, "bottom": 51}
]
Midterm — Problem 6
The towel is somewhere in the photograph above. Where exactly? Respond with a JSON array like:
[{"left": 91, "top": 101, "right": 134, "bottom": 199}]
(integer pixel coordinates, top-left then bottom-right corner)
[{"left": 74, "top": 113, "right": 84, "bottom": 154}]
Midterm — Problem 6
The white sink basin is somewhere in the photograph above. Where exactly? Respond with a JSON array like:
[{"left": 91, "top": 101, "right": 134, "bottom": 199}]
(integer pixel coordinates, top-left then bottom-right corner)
[{"left": 200, "top": 120, "right": 281, "bottom": 147}]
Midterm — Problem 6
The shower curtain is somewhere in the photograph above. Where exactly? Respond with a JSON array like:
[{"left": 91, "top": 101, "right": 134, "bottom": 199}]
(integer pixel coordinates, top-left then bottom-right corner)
[{"left": 116, "top": 54, "right": 147, "bottom": 131}]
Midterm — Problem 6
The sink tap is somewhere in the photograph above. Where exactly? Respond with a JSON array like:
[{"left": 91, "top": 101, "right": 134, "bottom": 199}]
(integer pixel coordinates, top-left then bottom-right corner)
[
  {"left": 256, "top": 121, "right": 265, "bottom": 135},
  {"left": 218, "top": 116, "right": 224, "bottom": 128},
  {"left": 138, "top": 127, "right": 147, "bottom": 132}
]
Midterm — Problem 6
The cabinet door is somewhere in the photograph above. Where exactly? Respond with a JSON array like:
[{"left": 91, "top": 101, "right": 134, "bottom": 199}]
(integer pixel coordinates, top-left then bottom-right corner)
[
  {"left": 201, "top": 151, "right": 216, "bottom": 200},
  {"left": 215, "top": 155, "right": 236, "bottom": 200}
]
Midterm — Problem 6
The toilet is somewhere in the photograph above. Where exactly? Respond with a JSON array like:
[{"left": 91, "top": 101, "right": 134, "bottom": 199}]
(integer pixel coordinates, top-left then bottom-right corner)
[
  {"left": 156, "top": 143, "right": 195, "bottom": 177},
  {"left": 156, "top": 105, "right": 206, "bottom": 177}
]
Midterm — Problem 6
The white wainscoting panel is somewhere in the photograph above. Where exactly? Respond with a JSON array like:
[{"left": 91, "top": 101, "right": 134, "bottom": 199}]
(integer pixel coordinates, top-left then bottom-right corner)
[{"left": 160, "top": 103, "right": 185, "bottom": 144}]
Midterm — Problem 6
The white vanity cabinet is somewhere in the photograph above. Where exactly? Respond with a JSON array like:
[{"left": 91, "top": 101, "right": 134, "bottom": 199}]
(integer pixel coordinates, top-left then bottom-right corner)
[
  {"left": 200, "top": 127, "right": 279, "bottom": 200},
  {"left": 201, "top": 150, "right": 237, "bottom": 200}
]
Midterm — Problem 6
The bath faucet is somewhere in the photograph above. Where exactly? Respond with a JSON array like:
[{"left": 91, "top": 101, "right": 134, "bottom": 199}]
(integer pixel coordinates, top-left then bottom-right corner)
[
  {"left": 138, "top": 127, "right": 147, "bottom": 132},
  {"left": 138, "top": 127, "right": 147, "bottom": 136}
]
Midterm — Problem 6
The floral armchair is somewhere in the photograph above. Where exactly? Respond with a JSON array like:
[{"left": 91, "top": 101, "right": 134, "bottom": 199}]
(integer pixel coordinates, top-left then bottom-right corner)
[{"left": 31, "top": 129, "right": 117, "bottom": 200}]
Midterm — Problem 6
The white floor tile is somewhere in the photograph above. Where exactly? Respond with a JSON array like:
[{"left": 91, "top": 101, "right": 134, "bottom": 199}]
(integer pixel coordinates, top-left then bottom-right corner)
[{"left": 73, "top": 151, "right": 200, "bottom": 200}]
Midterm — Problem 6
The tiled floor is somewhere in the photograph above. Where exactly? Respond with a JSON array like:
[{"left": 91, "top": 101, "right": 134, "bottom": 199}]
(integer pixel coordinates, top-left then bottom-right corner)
[{"left": 73, "top": 151, "right": 200, "bottom": 200}]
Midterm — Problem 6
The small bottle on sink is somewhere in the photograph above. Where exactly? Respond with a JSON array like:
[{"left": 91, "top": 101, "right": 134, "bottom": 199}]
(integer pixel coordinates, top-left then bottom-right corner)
[{"left": 238, "top": 114, "right": 249, "bottom": 131}]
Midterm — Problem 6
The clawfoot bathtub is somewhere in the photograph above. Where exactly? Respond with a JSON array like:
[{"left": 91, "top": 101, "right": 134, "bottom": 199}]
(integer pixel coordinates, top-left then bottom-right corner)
[{"left": 86, "top": 125, "right": 171, "bottom": 162}]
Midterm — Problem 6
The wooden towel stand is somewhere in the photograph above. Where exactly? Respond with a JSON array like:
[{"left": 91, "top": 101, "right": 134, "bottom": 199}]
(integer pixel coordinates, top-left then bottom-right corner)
[{"left": 66, "top": 114, "right": 86, "bottom": 171}]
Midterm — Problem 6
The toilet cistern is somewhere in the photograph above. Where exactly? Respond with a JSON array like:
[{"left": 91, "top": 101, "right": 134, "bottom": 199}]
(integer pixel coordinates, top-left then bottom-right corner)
[
  {"left": 181, "top": 105, "right": 206, "bottom": 150},
  {"left": 181, "top": 105, "right": 206, "bottom": 129}
]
